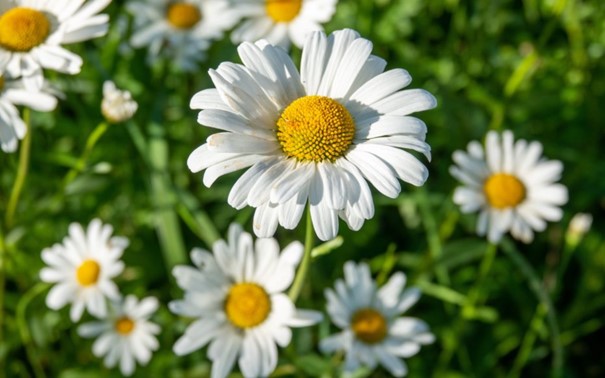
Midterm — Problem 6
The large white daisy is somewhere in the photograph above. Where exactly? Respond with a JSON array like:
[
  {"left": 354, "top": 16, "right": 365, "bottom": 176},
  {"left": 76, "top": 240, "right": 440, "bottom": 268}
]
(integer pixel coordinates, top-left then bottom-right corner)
[
  {"left": 231, "top": 0, "right": 337, "bottom": 48},
  {"left": 188, "top": 28, "right": 436, "bottom": 241},
  {"left": 40, "top": 218, "right": 128, "bottom": 321},
  {"left": 0, "top": 74, "right": 58, "bottom": 152},
  {"left": 450, "top": 130, "right": 568, "bottom": 243},
  {"left": 78, "top": 295, "right": 161, "bottom": 376},
  {"left": 127, "top": 0, "right": 241, "bottom": 71},
  {"left": 170, "top": 223, "right": 322, "bottom": 378},
  {"left": 0, "top": 0, "right": 111, "bottom": 90},
  {"left": 320, "top": 261, "right": 434, "bottom": 377}
]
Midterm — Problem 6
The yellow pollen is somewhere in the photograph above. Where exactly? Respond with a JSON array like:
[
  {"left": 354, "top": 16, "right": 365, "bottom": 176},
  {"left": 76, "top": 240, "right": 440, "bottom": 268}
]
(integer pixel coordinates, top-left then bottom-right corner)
[
  {"left": 76, "top": 259, "right": 101, "bottom": 286},
  {"left": 225, "top": 283, "right": 271, "bottom": 329},
  {"left": 351, "top": 308, "right": 388, "bottom": 344},
  {"left": 0, "top": 7, "right": 51, "bottom": 52},
  {"left": 276, "top": 96, "right": 355, "bottom": 162},
  {"left": 483, "top": 173, "right": 526, "bottom": 209},
  {"left": 166, "top": 2, "right": 202, "bottom": 29},
  {"left": 115, "top": 317, "right": 135, "bottom": 335},
  {"left": 266, "top": 0, "right": 302, "bottom": 22}
]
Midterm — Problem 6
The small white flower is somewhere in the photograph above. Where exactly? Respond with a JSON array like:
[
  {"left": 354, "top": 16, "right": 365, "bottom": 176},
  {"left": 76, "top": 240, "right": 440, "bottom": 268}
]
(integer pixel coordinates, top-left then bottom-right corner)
[
  {"left": 566, "top": 212, "right": 592, "bottom": 247},
  {"left": 0, "top": 74, "right": 58, "bottom": 152},
  {"left": 170, "top": 223, "right": 322, "bottom": 378},
  {"left": 101, "top": 81, "right": 138, "bottom": 123},
  {"left": 231, "top": 0, "right": 337, "bottom": 48},
  {"left": 320, "top": 261, "right": 434, "bottom": 377},
  {"left": 78, "top": 295, "right": 161, "bottom": 376},
  {"left": 450, "top": 130, "right": 569, "bottom": 243},
  {"left": 188, "top": 29, "right": 436, "bottom": 241},
  {"left": 0, "top": 0, "right": 111, "bottom": 90},
  {"left": 127, "top": 0, "right": 241, "bottom": 71},
  {"left": 40, "top": 219, "right": 128, "bottom": 321}
]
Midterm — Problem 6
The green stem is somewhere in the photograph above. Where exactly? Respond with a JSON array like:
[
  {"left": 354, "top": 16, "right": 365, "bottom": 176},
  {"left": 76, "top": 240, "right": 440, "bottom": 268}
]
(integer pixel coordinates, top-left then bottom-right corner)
[
  {"left": 0, "top": 227, "right": 6, "bottom": 377},
  {"left": 509, "top": 303, "right": 547, "bottom": 378},
  {"left": 288, "top": 209, "right": 314, "bottom": 302},
  {"left": 5, "top": 108, "right": 32, "bottom": 229},
  {"left": 63, "top": 121, "right": 109, "bottom": 187},
  {"left": 16, "top": 283, "right": 49, "bottom": 378}
]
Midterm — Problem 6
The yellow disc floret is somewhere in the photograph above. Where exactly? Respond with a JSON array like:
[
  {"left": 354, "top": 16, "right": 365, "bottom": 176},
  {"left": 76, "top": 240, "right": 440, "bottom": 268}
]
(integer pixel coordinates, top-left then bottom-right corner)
[
  {"left": 0, "top": 7, "right": 51, "bottom": 52},
  {"left": 166, "top": 2, "right": 202, "bottom": 29},
  {"left": 483, "top": 173, "right": 526, "bottom": 209},
  {"left": 115, "top": 316, "right": 136, "bottom": 335},
  {"left": 276, "top": 96, "right": 355, "bottom": 162},
  {"left": 351, "top": 308, "right": 388, "bottom": 344},
  {"left": 225, "top": 283, "right": 271, "bottom": 329},
  {"left": 76, "top": 259, "right": 101, "bottom": 286},
  {"left": 266, "top": 0, "right": 302, "bottom": 22}
]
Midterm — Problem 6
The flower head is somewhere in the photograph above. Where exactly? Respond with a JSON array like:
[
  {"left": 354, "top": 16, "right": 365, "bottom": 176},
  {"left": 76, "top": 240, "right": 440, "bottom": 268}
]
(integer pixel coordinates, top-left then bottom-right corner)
[
  {"left": 320, "top": 261, "right": 434, "bottom": 377},
  {"left": 169, "top": 223, "right": 322, "bottom": 378},
  {"left": 450, "top": 130, "right": 568, "bottom": 243},
  {"left": 0, "top": 0, "right": 111, "bottom": 89},
  {"left": 78, "top": 295, "right": 161, "bottom": 376},
  {"left": 101, "top": 81, "right": 138, "bottom": 123},
  {"left": 188, "top": 29, "right": 436, "bottom": 241},
  {"left": 40, "top": 219, "right": 128, "bottom": 321},
  {"left": 231, "top": 0, "right": 338, "bottom": 48}
]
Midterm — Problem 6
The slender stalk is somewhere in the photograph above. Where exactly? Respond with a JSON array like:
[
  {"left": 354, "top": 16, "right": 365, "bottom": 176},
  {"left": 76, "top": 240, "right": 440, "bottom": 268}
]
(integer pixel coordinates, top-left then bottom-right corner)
[
  {"left": 16, "top": 283, "right": 49, "bottom": 378},
  {"left": 0, "top": 227, "right": 6, "bottom": 377},
  {"left": 63, "top": 121, "right": 109, "bottom": 186},
  {"left": 5, "top": 108, "right": 32, "bottom": 228},
  {"left": 288, "top": 209, "right": 314, "bottom": 302}
]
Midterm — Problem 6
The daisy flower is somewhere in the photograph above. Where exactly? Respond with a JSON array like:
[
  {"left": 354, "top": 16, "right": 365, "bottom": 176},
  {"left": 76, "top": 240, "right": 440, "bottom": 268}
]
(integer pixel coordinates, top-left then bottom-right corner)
[
  {"left": 127, "top": 0, "right": 241, "bottom": 71},
  {"left": 170, "top": 223, "right": 322, "bottom": 378},
  {"left": 187, "top": 28, "right": 436, "bottom": 241},
  {"left": 320, "top": 261, "right": 434, "bottom": 377},
  {"left": 101, "top": 80, "right": 138, "bottom": 123},
  {"left": 40, "top": 219, "right": 128, "bottom": 321},
  {"left": 450, "top": 130, "right": 568, "bottom": 243},
  {"left": 78, "top": 295, "right": 161, "bottom": 376},
  {"left": 231, "top": 0, "right": 338, "bottom": 48},
  {"left": 0, "top": 74, "right": 58, "bottom": 152},
  {"left": 0, "top": 0, "right": 111, "bottom": 90}
]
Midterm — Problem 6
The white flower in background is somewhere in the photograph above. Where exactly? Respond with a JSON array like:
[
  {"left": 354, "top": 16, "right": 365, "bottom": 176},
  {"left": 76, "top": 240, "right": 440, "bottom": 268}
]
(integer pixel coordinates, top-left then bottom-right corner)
[
  {"left": 40, "top": 219, "right": 128, "bottom": 321},
  {"left": 127, "top": 0, "right": 241, "bottom": 71},
  {"left": 0, "top": 0, "right": 111, "bottom": 90},
  {"left": 566, "top": 212, "right": 592, "bottom": 247},
  {"left": 188, "top": 29, "right": 436, "bottom": 241},
  {"left": 231, "top": 0, "right": 337, "bottom": 48},
  {"left": 450, "top": 130, "right": 568, "bottom": 243},
  {"left": 78, "top": 295, "right": 161, "bottom": 376},
  {"left": 101, "top": 81, "right": 138, "bottom": 123},
  {"left": 170, "top": 223, "right": 322, "bottom": 378},
  {"left": 320, "top": 261, "right": 434, "bottom": 377},
  {"left": 0, "top": 74, "right": 58, "bottom": 152}
]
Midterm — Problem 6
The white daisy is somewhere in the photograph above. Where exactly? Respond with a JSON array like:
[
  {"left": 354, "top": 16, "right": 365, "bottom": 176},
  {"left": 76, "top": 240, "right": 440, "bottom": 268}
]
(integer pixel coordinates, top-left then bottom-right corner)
[
  {"left": 450, "top": 130, "right": 569, "bottom": 243},
  {"left": 0, "top": 74, "right": 58, "bottom": 152},
  {"left": 170, "top": 223, "right": 322, "bottom": 378},
  {"left": 78, "top": 295, "right": 161, "bottom": 376},
  {"left": 40, "top": 218, "right": 128, "bottom": 321},
  {"left": 127, "top": 0, "right": 241, "bottom": 71},
  {"left": 101, "top": 80, "right": 138, "bottom": 123},
  {"left": 320, "top": 261, "right": 434, "bottom": 377},
  {"left": 187, "top": 28, "right": 436, "bottom": 241},
  {"left": 231, "top": 0, "right": 338, "bottom": 48},
  {"left": 0, "top": 0, "right": 111, "bottom": 90}
]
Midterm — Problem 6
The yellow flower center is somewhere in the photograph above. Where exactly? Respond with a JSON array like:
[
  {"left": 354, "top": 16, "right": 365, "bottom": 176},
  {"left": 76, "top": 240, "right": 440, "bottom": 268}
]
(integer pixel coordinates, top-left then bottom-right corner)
[
  {"left": 166, "top": 2, "right": 202, "bottom": 29},
  {"left": 114, "top": 316, "right": 135, "bottom": 335},
  {"left": 483, "top": 173, "right": 526, "bottom": 209},
  {"left": 351, "top": 308, "right": 388, "bottom": 344},
  {"left": 266, "top": 0, "right": 303, "bottom": 22},
  {"left": 276, "top": 96, "right": 355, "bottom": 162},
  {"left": 0, "top": 7, "right": 51, "bottom": 52},
  {"left": 224, "top": 283, "right": 271, "bottom": 329},
  {"left": 76, "top": 259, "right": 101, "bottom": 286}
]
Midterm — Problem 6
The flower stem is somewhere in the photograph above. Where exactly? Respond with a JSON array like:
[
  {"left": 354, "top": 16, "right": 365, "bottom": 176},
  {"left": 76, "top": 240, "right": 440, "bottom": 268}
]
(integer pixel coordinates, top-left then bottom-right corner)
[
  {"left": 288, "top": 209, "right": 314, "bottom": 303},
  {"left": 0, "top": 227, "right": 6, "bottom": 376},
  {"left": 5, "top": 108, "right": 32, "bottom": 229},
  {"left": 16, "top": 283, "right": 49, "bottom": 378},
  {"left": 63, "top": 121, "right": 109, "bottom": 187}
]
